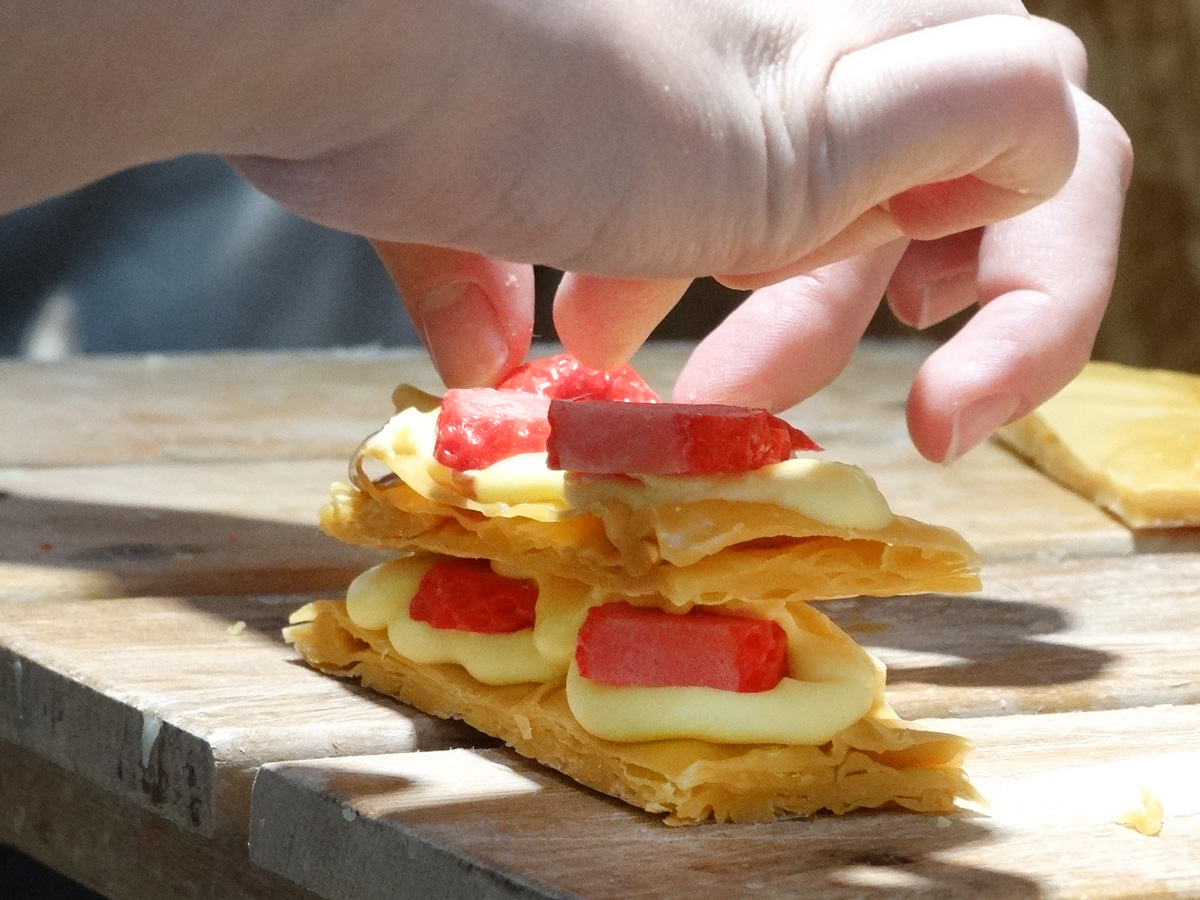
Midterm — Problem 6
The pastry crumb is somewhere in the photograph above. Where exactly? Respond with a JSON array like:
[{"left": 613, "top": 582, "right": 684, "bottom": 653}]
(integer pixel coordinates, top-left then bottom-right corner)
[
  {"left": 227, "top": 620, "right": 247, "bottom": 636},
  {"left": 1117, "top": 787, "right": 1163, "bottom": 836},
  {"left": 513, "top": 714, "right": 533, "bottom": 741}
]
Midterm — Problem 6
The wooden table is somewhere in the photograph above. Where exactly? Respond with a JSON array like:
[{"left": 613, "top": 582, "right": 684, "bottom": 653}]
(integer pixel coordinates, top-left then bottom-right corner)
[{"left": 2, "top": 342, "right": 1198, "bottom": 900}]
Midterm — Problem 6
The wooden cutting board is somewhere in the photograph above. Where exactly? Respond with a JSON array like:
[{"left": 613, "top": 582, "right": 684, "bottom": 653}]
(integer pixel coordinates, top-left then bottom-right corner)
[
  {"left": 3, "top": 549, "right": 1196, "bottom": 837},
  {"left": 2, "top": 343, "right": 1198, "bottom": 900}
]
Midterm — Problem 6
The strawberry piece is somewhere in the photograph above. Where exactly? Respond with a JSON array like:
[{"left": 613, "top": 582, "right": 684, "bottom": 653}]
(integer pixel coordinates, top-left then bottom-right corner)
[
  {"left": 497, "top": 353, "right": 660, "bottom": 402},
  {"left": 575, "top": 602, "right": 788, "bottom": 692},
  {"left": 433, "top": 388, "right": 552, "bottom": 471},
  {"left": 408, "top": 558, "right": 538, "bottom": 633},
  {"left": 546, "top": 400, "right": 820, "bottom": 475}
]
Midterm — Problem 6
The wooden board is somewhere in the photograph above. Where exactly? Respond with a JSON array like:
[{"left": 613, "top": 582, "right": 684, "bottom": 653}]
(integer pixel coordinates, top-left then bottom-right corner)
[
  {"left": 0, "top": 349, "right": 435, "bottom": 468},
  {"left": 2, "top": 550, "right": 1196, "bottom": 839},
  {"left": 0, "top": 341, "right": 1145, "bottom": 608},
  {"left": 0, "top": 339, "right": 937, "bottom": 467},
  {"left": 2, "top": 343, "right": 1197, "bottom": 900},
  {"left": 0, "top": 594, "right": 488, "bottom": 835},
  {"left": 783, "top": 339, "right": 1139, "bottom": 559},
  {"left": 826, "top": 553, "right": 1200, "bottom": 719},
  {"left": 0, "top": 449, "right": 1132, "bottom": 603},
  {"left": 248, "top": 705, "right": 1200, "bottom": 900},
  {"left": 839, "top": 440, "right": 1136, "bottom": 563}
]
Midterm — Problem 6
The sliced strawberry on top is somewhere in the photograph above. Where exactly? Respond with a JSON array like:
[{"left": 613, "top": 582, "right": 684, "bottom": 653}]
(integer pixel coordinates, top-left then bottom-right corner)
[
  {"left": 497, "top": 353, "right": 660, "bottom": 402},
  {"left": 575, "top": 602, "right": 788, "bottom": 693},
  {"left": 546, "top": 400, "right": 820, "bottom": 476},
  {"left": 408, "top": 558, "right": 538, "bottom": 633},
  {"left": 433, "top": 388, "right": 552, "bottom": 471}
]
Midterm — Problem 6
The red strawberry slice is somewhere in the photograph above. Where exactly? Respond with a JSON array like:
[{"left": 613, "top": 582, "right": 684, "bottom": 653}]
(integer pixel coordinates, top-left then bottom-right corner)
[
  {"left": 546, "top": 400, "right": 820, "bottom": 475},
  {"left": 408, "top": 558, "right": 538, "bottom": 633},
  {"left": 574, "top": 602, "right": 788, "bottom": 692},
  {"left": 433, "top": 388, "right": 552, "bottom": 471},
  {"left": 497, "top": 353, "right": 660, "bottom": 402}
]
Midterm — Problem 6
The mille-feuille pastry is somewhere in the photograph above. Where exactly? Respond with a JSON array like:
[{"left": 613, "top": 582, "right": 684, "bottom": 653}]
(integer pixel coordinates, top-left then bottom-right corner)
[
  {"left": 995, "top": 361, "right": 1200, "bottom": 528},
  {"left": 287, "top": 354, "right": 981, "bottom": 823}
]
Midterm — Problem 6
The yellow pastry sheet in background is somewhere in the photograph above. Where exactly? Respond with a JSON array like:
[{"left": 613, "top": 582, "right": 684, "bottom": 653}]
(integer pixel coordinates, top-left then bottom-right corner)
[{"left": 995, "top": 362, "right": 1200, "bottom": 528}]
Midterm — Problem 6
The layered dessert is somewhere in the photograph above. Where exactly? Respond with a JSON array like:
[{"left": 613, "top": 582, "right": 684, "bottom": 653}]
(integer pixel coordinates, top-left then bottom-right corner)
[{"left": 287, "top": 355, "right": 981, "bottom": 823}]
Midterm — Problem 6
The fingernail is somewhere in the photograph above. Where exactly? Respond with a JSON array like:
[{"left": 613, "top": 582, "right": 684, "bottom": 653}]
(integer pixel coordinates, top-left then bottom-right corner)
[
  {"left": 915, "top": 284, "right": 935, "bottom": 331},
  {"left": 942, "top": 394, "right": 1021, "bottom": 464},
  {"left": 885, "top": 283, "right": 932, "bottom": 331},
  {"left": 416, "top": 283, "right": 509, "bottom": 387}
]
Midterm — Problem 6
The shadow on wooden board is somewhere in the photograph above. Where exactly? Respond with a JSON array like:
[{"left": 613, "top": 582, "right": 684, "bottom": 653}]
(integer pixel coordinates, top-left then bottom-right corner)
[
  {"left": 826, "top": 593, "right": 1114, "bottom": 689},
  {"left": 0, "top": 491, "right": 389, "bottom": 601}
]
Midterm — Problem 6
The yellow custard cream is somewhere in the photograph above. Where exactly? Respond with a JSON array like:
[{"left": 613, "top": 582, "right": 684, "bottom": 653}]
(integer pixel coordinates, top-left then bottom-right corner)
[
  {"left": 346, "top": 557, "right": 566, "bottom": 685},
  {"left": 344, "top": 557, "right": 879, "bottom": 745},
  {"left": 565, "top": 599, "right": 880, "bottom": 744},
  {"left": 362, "top": 405, "right": 894, "bottom": 530}
]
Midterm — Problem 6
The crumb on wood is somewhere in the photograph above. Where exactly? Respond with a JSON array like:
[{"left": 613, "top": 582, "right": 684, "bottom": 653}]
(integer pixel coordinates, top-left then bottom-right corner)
[{"left": 1116, "top": 787, "right": 1163, "bottom": 836}]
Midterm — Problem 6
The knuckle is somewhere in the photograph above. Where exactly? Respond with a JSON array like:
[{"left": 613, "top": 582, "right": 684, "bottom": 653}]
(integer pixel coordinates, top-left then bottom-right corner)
[{"left": 1032, "top": 17, "right": 1089, "bottom": 86}]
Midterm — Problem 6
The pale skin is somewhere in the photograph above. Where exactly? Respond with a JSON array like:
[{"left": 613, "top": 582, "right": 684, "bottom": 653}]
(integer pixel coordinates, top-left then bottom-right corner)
[{"left": 2, "top": 0, "right": 1131, "bottom": 462}]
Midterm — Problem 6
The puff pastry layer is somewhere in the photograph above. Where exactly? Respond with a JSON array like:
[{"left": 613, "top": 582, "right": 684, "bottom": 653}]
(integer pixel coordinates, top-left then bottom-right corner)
[
  {"left": 286, "top": 599, "right": 978, "bottom": 824},
  {"left": 996, "top": 361, "right": 1200, "bottom": 528},
  {"left": 292, "top": 385, "right": 983, "bottom": 822}
]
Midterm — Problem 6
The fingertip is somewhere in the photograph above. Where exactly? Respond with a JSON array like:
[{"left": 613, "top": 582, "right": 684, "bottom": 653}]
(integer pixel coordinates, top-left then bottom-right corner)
[
  {"left": 433, "top": 285, "right": 514, "bottom": 386},
  {"left": 1032, "top": 16, "right": 1088, "bottom": 87},
  {"left": 714, "top": 272, "right": 770, "bottom": 292},
  {"left": 886, "top": 230, "right": 984, "bottom": 330},
  {"left": 909, "top": 387, "right": 1023, "bottom": 464},
  {"left": 678, "top": 245, "right": 907, "bottom": 412},
  {"left": 373, "top": 241, "right": 534, "bottom": 387},
  {"left": 906, "top": 288, "right": 1090, "bottom": 463},
  {"left": 672, "top": 346, "right": 750, "bottom": 407},
  {"left": 884, "top": 287, "right": 925, "bottom": 331},
  {"left": 887, "top": 175, "right": 1044, "bottom": 242},
  {"left": 554, "top": 274, "right": 691, "bottom": 370}
]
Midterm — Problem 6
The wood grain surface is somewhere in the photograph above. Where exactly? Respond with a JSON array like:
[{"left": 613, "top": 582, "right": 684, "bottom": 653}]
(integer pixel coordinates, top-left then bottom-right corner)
[
  {"left": 0, "top": 344, "right": 687, "bottom": 469},
  {"left": 0, "top": 341, "right": 1141, "bottom": 607},
  {"left": 249, "top": 705, "right": 1200, "bottom": 900},
  {"left": 0, "top": 594, "right": 488, "bottom": 834},
  {"left": 0, "top": 349, "right": 431, "bottom": 468},
  {"left": 827, "top": 552, "right": 1200, "bottom": 719},
  {"left": 2, "top": 344, "right": 1197, "bottom": 900}
]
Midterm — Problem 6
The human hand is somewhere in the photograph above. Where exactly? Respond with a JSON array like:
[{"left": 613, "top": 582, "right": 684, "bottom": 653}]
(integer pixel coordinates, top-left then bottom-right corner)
[
  {"left": 324, "top": 5, "right": 1129, "bottom": 462},
  {"left": 15, "top": 0, "right": 1120, "bottom": 462},
  {"left": 0, "top": 3, "right": 1129, "bottom": 460},
  {"left": 672, "top": 16, "right": 1132, "bottom": 463}
]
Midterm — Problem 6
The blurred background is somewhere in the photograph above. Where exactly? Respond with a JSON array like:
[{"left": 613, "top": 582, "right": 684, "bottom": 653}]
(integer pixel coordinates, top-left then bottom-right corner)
[{"left": 1, "top": 1, "right": 1195, "bottom": 371}]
